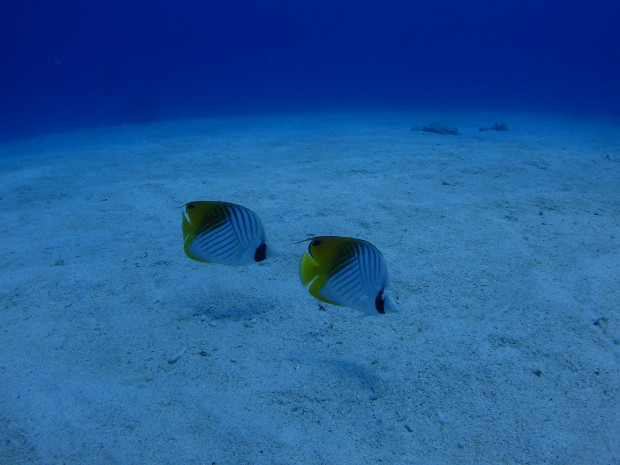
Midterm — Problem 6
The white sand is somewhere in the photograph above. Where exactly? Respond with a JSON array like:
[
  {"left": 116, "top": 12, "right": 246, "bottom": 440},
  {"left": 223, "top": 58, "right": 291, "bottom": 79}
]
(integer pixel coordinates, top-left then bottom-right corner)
[{"left": 0, "top": 111, "right": 618, "bottom": 464}]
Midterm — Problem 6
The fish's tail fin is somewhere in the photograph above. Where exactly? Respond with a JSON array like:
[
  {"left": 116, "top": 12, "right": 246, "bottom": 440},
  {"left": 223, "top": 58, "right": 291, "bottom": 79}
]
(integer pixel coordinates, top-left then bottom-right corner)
[
  {"left": 265, "top": 242, "right": 281, "bottom": 260},
  {"left": 382, "top": 289, "right": 400, "bottom": 313}
]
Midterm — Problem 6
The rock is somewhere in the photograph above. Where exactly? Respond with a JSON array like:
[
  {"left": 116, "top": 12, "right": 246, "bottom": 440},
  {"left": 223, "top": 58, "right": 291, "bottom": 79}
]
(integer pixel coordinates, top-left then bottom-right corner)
[
  {"left": 479, "top": 123, "right": 509, "bottom": 132},
  {"left": 420, "top": 122, "right": 459, "bottom": 135}
]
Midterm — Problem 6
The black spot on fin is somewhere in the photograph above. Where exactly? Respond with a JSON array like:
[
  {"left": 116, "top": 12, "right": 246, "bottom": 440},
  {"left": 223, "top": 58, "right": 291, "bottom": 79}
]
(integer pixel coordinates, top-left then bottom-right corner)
[
  {"left": 254, "top": 243, "right": 267, "bottom": 262},
  {"left": 375, "top": 290, "right": 386, "bottom": 314}
]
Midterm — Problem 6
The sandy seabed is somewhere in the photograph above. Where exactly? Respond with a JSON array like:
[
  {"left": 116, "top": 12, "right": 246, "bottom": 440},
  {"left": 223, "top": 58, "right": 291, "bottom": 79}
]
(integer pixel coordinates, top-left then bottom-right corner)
[{"left": 0, "top": 111, "right": 618, "bottom": 465}]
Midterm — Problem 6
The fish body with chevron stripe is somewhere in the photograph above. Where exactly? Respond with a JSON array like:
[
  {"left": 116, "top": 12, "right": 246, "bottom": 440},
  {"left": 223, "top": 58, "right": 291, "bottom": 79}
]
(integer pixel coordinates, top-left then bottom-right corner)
[
  {"left": 300, "top": 236, "right": 398, "bottom": 315},
  {"left": 182, "top": 201, "right": 274, "bottom": 266}
]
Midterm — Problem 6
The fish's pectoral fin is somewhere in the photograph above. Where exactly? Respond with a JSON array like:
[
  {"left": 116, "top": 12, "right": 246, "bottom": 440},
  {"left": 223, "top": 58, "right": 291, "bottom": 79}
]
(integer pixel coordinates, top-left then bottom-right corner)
[
  {"left": 264, "top": 243, "right": 280, "bottom": 259},
  {"left": 300, "top": 252, "right": 320, "bottom": 286},
  {"left": 301, "top": 274, "right": 339, "bottom": 306}
]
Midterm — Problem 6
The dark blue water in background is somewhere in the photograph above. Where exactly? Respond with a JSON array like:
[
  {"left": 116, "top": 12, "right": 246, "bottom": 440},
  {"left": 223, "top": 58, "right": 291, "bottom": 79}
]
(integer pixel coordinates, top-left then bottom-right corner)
[{"left": 2, "top": 0, "right": 619, "bottom": 141}]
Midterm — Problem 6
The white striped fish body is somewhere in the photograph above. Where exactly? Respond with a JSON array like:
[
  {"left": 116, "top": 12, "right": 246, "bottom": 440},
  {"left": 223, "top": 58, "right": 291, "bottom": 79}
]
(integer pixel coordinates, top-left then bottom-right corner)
[
  {"left": 300, "top": 236, "right": 398, "bottom": 315},
  {"left": 183, "top": 201, "right": 269, "bottom": 266}
]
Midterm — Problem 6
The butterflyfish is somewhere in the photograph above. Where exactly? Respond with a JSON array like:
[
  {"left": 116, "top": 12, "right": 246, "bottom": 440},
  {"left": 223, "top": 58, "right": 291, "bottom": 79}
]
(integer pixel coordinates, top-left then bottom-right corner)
[
  {"left": 182, "top": 201, "right": 273, "bottom": 266},
  {"left": 300, "top": 236, "right": 398, "bottom": 315}
]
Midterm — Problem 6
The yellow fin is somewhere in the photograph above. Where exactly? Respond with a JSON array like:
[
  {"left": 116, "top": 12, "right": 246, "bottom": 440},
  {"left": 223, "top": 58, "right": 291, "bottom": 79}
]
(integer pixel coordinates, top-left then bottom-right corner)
[
  {"left": 300, "top": 252, "right": 318, "bottom": 287},
  {"left": 300, "top": 252, "right": 340, "bottom": 306}
]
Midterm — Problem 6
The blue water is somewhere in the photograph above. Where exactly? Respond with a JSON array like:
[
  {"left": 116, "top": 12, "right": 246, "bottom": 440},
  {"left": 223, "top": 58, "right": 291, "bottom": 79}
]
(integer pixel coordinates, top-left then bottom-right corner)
[{"left": 2, "top": 0, "right": 619, "bottom": 141}]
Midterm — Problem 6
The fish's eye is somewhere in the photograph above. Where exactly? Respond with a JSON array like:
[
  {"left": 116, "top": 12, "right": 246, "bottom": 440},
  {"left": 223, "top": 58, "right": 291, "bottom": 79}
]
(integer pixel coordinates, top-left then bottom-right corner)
[
  {"left": 187, "top": 203, "right": 195, "bottom": 209},
  {"left": 311, "top": 239, "right": 322, "bottom": 247}
]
